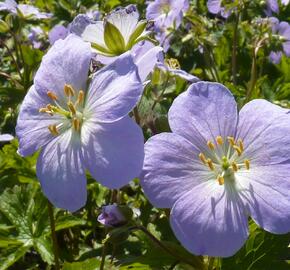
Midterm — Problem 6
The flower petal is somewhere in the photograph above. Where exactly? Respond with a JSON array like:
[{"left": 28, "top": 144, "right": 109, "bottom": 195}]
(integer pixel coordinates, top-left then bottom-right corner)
[
  {"left": 170, "top": 181, "right": 249, "bottom": 257},
  {"left": 169, "top": 82, "right": 238, "bottom": 146},
  {"left": 236, "top": 99, "right": 290, "bottom": 165},
  {"left": 107, "top": 5, "right": 139, "bottom": 44},
  {"left": 82, "top": 116, "right": 144, "bottom": 189},
  {"left": 84, "top": 52, "right": 142, "bottom": 123},
  {"left": 34, "top": 34, "right": 91, "bottom": 102},
  {"left": 207, "top": 0, "right": 222, "bottom": 14},
  {"left": 0, "top": 134, "right": 14, "bottom": 142},
  {"left": 81, "top": 22, "right": 106, "bottom": 49},
  {"left": 16, "top": 86, "right": 63, "bottom": 156},
  {"left": 237, "top": 165, "right": 290, "bottom": 234},
  {"left": 141, "top": 132, "right": 210, "bottom": 208},
  {"left": 36, "top": 129, "right": 87, "bottom": 212}
]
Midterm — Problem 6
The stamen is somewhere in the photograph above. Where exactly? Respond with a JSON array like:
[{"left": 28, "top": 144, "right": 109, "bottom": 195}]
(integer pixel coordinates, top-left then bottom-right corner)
[
  {"left": 217, "top": 175, "right": 224, "bottom": 185},
  {"left": 73, "top": 118, "right": 80, "bottom": 131},
  {"left": 233, "top": 145, "right": 242, "bottom": 156},
  {"left": 207, "top": 158, "right": 215, "bottom": 171},
  {"left": 64, "top": 84, "right": 75, "bottom": 97},
  {"left": 199, "top": 153, "right": 207, "bottom": 164},
  {"left": 227, "top": 136, "right": 235, "bottom": 146},
  {"left": 207, "top": 140, "right": 215, "bottom": 150},
  {"left": 238, "top": 139, "right": 244, "bottom": 152},
  {"left": 232, "top": 161, "right": 239, "bottom": 172},
  {"left": 244, "top": 159, "right": 250, "bottom": 170},
  {"left": 216, "top": 136, "right": 223, "bottom": 145},
  {"left": 67, "top": 101, "right": 77, "bottom": 115},
  {"left": 75, "top": 90, "right": 84, "bottom": 106},
  {"left": 48, "top": 124, "right": 59, "bottom": 136},
  {"left": 47, "top": 91, "right": 58, "bottom": 101}
]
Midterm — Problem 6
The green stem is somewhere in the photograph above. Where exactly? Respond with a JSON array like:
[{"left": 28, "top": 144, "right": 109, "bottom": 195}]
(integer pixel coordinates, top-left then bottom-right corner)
[
  {"left": 245, "top": 49, "right": 257, "bottom": 102},
  {"left": 47, "top": 201, "right": 60, "bottom": 270},
  {"left": 130, "top": 225, "right": 205, "bottom": 270},
  {"left": 100, "top": 242, "right": 107, "bottom": 270},
  {"left": 232, "top": 12, "right": 240, "bottom": 85}
]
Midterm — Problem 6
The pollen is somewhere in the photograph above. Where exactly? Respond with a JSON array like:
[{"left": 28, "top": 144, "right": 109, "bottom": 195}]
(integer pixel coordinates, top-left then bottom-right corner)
[
  {"left": 227, "top": 136, "right": 235, "bottom": 146},
  {"left": 67, "top": 101, "right": 77, "bottom": 115},
  {"left": 199, "top": 153, "right": 207, "bottom": 164},
  {"left": 233, "top": 145, "right": 242, "bottom": 156},
  {"left": 244, "top": 159, "right": 250, "bottom": 170},
  {"left": 207, "top": 158, "right": 215, "bottom": 171},
  {"left": 216, "top": 136, "right": 223, "bottom": 145},
  {"left": 48, "top": 124, "right": 59, "bottom": 136},
  {"left": 207, "top": 140, "right": 215, "bottom": 150},
  {"left": 238, "top": 139, "right": 244, "bottom": 152},
  {"left": 76, "top": 90, "right": 84, "bottom": 106},
  {"left": 217, "top": 175, "right": 224, "bottom": 185},
  {"left": 47, "top": 91, "right": 58, "bottom": 101},
  {"left": 231, "top": 161, "right": 239, "bottom": 172},
  {"left": 64, "top": 84, "right": 75, "bottom": 97}
]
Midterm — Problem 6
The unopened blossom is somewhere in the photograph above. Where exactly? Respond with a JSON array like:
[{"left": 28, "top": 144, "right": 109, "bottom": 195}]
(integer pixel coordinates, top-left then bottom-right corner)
[
  {"left": 141, "top": 81, "right": 290, "bottom": 257},
  {"left": 28, "top": 26, "right": 43, "bottom": 49},
  {"left": 77, "top": 5, "right": 150, "bottom": 57},
  {"left": 48, "top": 25, "right": 68, "bottom": 45},
  {"left": 16, "top": 34, "right": 144, "bottom": 212},
  {"left": 98, "top": 204, "right": 128, "bottom": 227},
  {"left": 269, "top": 18, "right": 290, "bottom": 64},
  {"left": 0, "top": 0, "right": 52, "bottom": 19}
]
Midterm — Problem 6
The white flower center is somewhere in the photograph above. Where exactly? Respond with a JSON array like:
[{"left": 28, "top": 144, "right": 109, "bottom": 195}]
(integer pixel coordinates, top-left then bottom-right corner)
[
  {"left": 38, "top": 84, "right": 85, "bottom": 136},
  {"left": 198, "top": 136, "right": 250, "bottom": 185}
]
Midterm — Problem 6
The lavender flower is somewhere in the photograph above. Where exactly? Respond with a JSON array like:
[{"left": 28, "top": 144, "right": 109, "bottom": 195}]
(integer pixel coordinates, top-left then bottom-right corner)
[
  {"left": 282, "top": 0, "right": 289, "bottom": 5},
  {"left": 146, "top": 0, "right": 189, "bottom": 51},
  {"left": 141, "top": 81, "right": 290, "bottom": 257},
  {"left": 16, "top": 34, "right": 144, "bottom": 212},
  {"left": 28, "top": 26, "right": 43, "bottom": 49},
  {"left": 77, "top": 5, "right": 149, "bottom": 57},
  {"left": 269, "top": 18, "right": 290, "bottom": 64},
  {"left": 48, "top": 25, "right": 68, "bottom": 45},
  {"left": 265, "top": 0, "right": 279, "bottom": 16},
  {"left": 207, "top": 0, "right": 232, "bottom": 18},
  {"left": 0, "top": 0, "right": 52, "bottom": 19},
  {"left": 98, "top": 204, "right": 127, "bottom": 227},
  {"left": 0, "top": 133, "right": 14, "bottom": 141}
]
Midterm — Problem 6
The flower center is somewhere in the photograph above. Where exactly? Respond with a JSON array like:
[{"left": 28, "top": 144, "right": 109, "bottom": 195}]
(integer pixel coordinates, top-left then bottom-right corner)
[
  {"left": 198, "top": 136, "right": 250, "bottom": 186},
  {"left": 39, "top": 84, "right": 85, "bottom": 136}
]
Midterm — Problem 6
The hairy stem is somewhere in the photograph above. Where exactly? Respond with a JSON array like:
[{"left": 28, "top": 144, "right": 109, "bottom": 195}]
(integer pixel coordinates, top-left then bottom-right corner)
[
  {"left": 232, "top": 12, "right": 240, "bottom": 85},
  {"left": 47, "top": 201, "right": 60, "bottom": 270}
]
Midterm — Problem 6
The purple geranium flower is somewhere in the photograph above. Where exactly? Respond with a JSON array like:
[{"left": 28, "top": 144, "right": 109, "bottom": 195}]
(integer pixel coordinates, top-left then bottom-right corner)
[
  {"left": 207, "top": 0, "right": 232, "bottom": 18},
  {"left": 48, "top": 25, "right": 69, "bottom": 45},
  {"left": 269, "top": 18, "right": 290, "bottom": 64},
  {"left": 0, "top": 0, "right": 52, "bottom": 19},
  {"left": 265, "top": 0, "right": 279, "bottom": 16},
  {"left": 28, "top": 26, "right": 43, "bottom": 49},
  {"left": 141, "top": 82, "right": 290, "bottom": 257},
  {"left": 282, "top": 0, "right": 289, "bottom": 5},
  {"left": 98, "top": 204, "right": 127, "bottom": 227},
  {"left": 16, "top": 34, "right": 144, "bottom": 212}
]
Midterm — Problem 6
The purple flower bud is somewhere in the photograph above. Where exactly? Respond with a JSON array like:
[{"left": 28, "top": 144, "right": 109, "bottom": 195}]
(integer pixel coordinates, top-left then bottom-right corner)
[{"left": 97, "top": 204, "right": 127, "bottom": 227}]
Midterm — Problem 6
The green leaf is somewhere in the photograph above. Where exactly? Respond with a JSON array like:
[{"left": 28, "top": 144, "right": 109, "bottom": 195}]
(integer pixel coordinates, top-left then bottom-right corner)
[
  {"left": 0, "top": 19, "right": 9, "bottom": 33},
  {"left": 104, "top": 21, "right": 126, "bottom": 54},
  {"left": 0, "top": 241, "right": 32, "bottom": 270},
  {"left": 55, "top": 215, "right": 86, "bottom": 231},
  {"left": 62, "top": 258, "right": 101, "bottom": 270},
  {"left": 126, "top": 20, "right": 147, "bottom": 50},
  {"left": 33, "top": 237, "right": 54, "bottom": 264}
]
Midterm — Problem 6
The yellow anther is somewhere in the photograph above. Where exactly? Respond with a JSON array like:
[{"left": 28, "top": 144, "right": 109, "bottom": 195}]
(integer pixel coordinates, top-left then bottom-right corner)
[
  {"left": 199, "top": 153, "right": 207, "bottom": 164},
  {"left": 216, "top": 136, "right": 223, "bottom": 145},
  {"left": 76, "top": 90, "right": 84, "bottom": 106},
  {"left": 238, "top": 139, "right": 244, "bottom": 152},
  {"left": 72, "top": 118, "right": 80, "bottom": 131},
  {"left": 227, "top": 136, "right": 235, "bottom": 146},
  {"left": 48, "top": 124, "right": 59, "bottom": 136},
  {"left": 232, "top": 161, "right": 239, "bottom": 172},
  {"left": 217, "top": 175, "right": 224, "bottom": 185},
  {"left": 207, "top": 140, "right": 215, "bottom": 150},
  {"left": 67, "top": 101, "right": 76, "bottom": 115},
  {"left": 207, "top": 158, "right": 215, "bottom": 171},
  {"left": 46, "top": 104, "right": 52, "bottom": 111},
  {"left": 47, "top": 91, "right": 58, "bottom": 101},
  {"left": 244, "top": 159, "right": 250, "bottom": 170},
  {"left": 64, "top": 84, "right": 75, "bottom": 97},
  {"left": 233, "top": 145, "right": 242, "bottom": 156}
]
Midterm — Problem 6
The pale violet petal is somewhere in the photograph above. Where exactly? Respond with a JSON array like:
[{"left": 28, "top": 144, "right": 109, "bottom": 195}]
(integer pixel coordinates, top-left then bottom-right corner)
[
  {"left": 0, "top": 134, "right": 14, "bottom": 142},
  {"left": 81, "top": 22, "right": 106, "bottom": 49}
]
